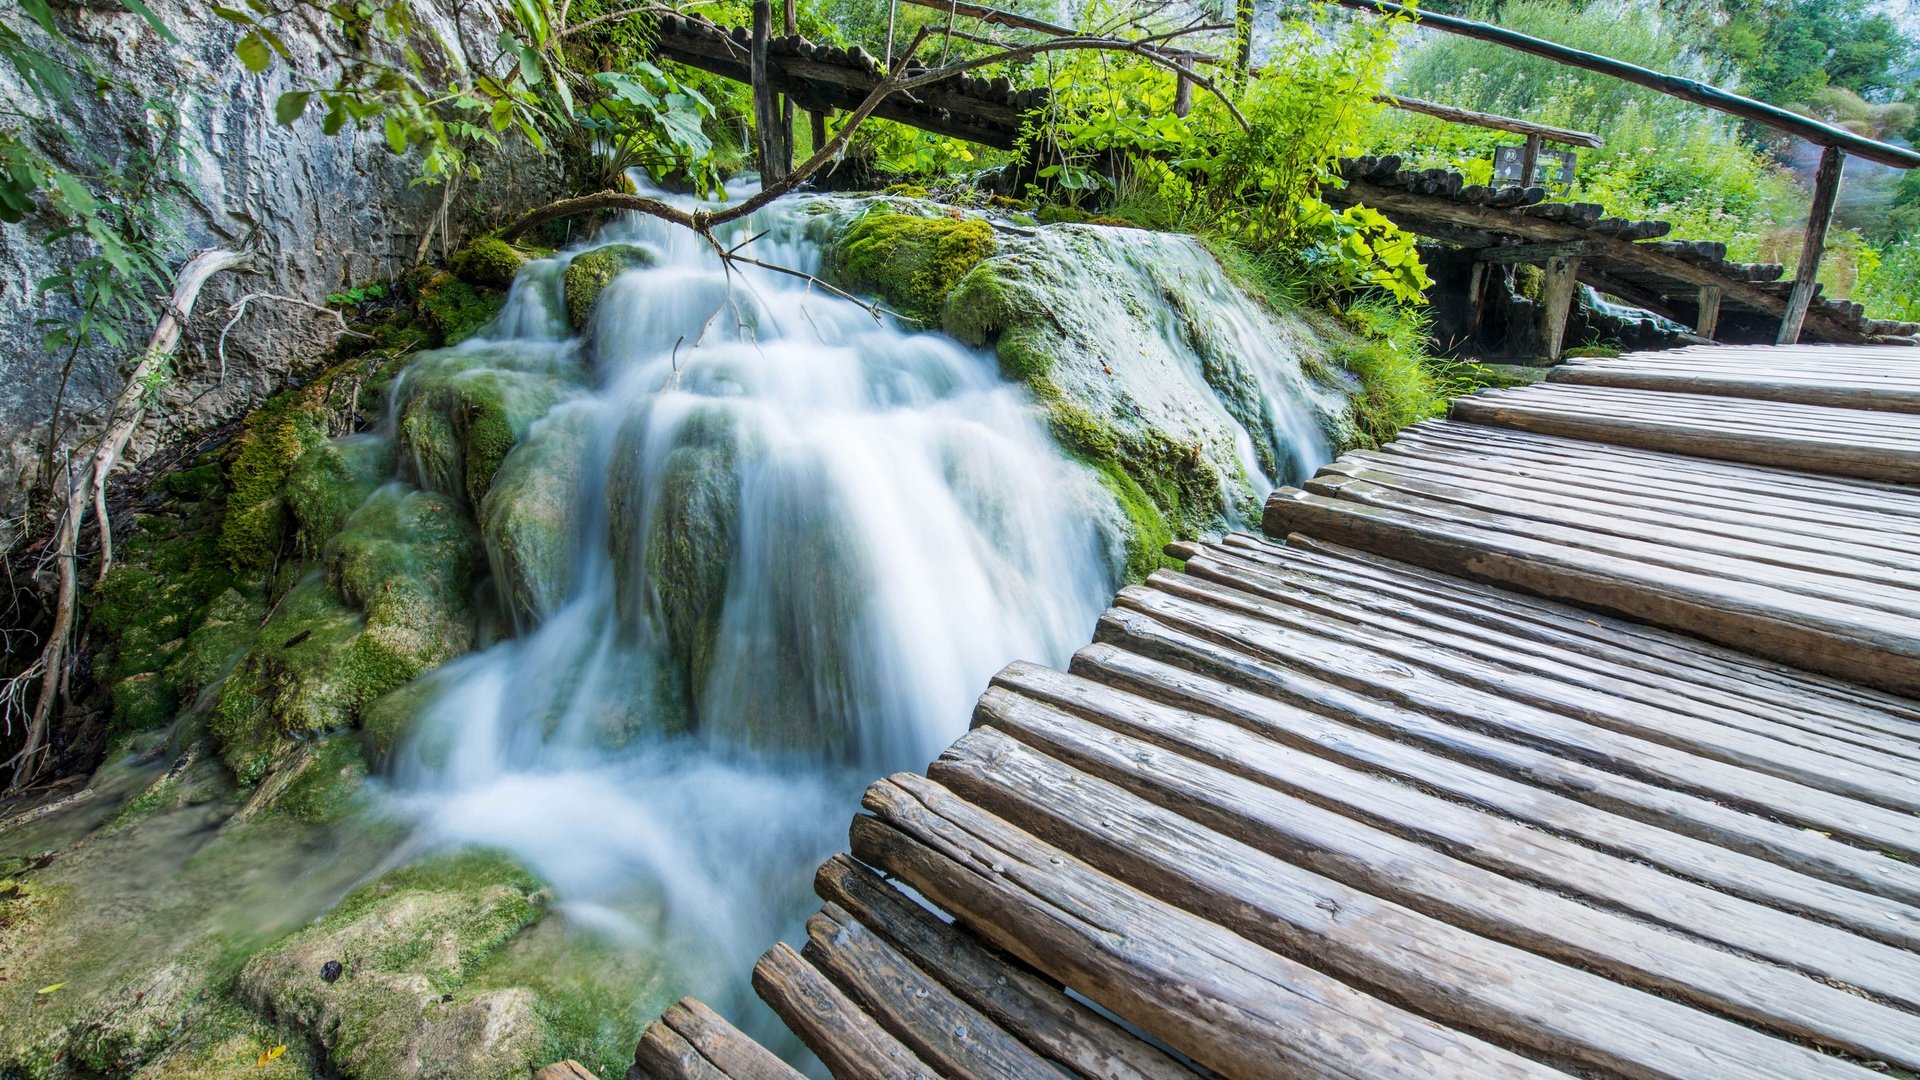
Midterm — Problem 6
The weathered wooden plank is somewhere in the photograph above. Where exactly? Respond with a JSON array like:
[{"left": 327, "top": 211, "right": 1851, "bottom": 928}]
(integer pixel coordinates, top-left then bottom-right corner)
[
  {"left": 994, "top": 659, "right": 1920, "bottom": 959},
  {"left": 1187, "top": 540, "right": 1920, "bottom": 766},
  {"left": 1451, "top": 389, "right": 1920, "bottom": 480},
  {"left": 1115, "top": 580, "right": 1920, "bottom": 843},
  {"left": 813, "top": 856, "right": 1195, "bottom": 1080},
  {"left": 1552, "top": 364, "right": 1920, "bottom": 411},
  {"left": 1780, "top": 146, "right": 1845, "bottom": 344},
  {"left": 927, "top": 728, "right": 1874, "bottom": 1080},
  {"left": 752, "top": 943, "right": 935, "bottom": 1080},
  {"left": 854, "top": 776, "right": 1566, "bottom": 1080},
  {"left": 1083, "top": 610, "right": 1920, "bottom": 908},
  {"left": 653, "top": 999, "right": 804, "bottom": 1080},
  {"left": 1466, "top": 385, "right": 1920, "bottom": 440},
  {"left": 1263, "top": 485, "right": 1920, "bottom": 695},
  {"left": 954, "top": 709, "right": 1920, "bottom": 1066},
  {"left": 1254, "top": 533, "right": 1920, "bottom": 738},
  {"left": 1309, "top": 463, "right": 1920, "bottom": 610},
  {"left": 803, "top": 906, "right": 1070, "bottom": 1078},
  {"left": 633, "top": 1024, "right": 731, "bottom": 1080}
]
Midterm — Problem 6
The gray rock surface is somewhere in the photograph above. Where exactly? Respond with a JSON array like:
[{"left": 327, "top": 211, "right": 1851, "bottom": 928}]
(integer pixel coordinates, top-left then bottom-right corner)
[{"left": 0, "top": 1, "right": 562, "bottom": 550}]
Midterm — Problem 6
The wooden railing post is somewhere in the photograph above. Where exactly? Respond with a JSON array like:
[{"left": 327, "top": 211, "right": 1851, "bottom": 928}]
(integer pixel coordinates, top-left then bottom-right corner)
[
  {"left": 1540, "top": 253, "right": 1581, "bottom": 362},
  {"left": 1777, "top": 146, "right": 1843, "bottom": 345},
  {"left": 1519, "top": 132, "right": 1543, "bottom": 188},
  {"left": 750, "top": 0, "right": 791, "bottom": 182},
  {"left": 1695, "top": 286, "right": 1722, "bottom": 340},
  {"left": 1174, "top": 74, "right": 1193, "bottom": 118}
]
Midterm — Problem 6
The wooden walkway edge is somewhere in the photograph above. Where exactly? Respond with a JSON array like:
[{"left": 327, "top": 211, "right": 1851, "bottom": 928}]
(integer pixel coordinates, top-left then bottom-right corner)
[{"left": 628, "top": 344, "right": 1920, "bottom": 1080}]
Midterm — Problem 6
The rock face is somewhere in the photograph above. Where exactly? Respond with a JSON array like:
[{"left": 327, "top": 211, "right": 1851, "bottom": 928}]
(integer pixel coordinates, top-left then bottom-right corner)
[{"left": 0, "top": 0, "right": 562, "bottom": 550}]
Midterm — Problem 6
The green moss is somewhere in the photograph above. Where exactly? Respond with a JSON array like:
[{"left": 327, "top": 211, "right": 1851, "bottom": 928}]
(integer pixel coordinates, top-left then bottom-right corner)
[
  {"left": 1035, "top": 204, "right": 1091, "bottom": 224},
  {"left": 133, "top": 1002, "right": 315, "bottom": 1080},
  {"left": 169, "top": 588, "right": 266, "bottom": 696},
  {"left": 1562, "top": 344, "right": 1622, "bottom": 359},
  {"left": 234, "top": 852, "right": 550, "bottom": 1080},
  {"left": 481, "top": 408, "right": 592, "bottom": 625},
  {"left": 882, "top": 183, "right": 931, "bottom": 198},
  {"left": 826, "top": 210, "right": 997, "bottom": 325},
  {"left": 450, "top": 237, "right": 527, "bottom": 289},
  {"left": 643, "top": 408, "right": 741, "bottom": 703},
  {"left": 563, "top": 243, "right": 655, "bottom": 330},
  {"left": 285, "top": 436, "right": 394, "bottom": 554},
  {"left": 268, "top": 735, "right": 369, "bottom": 823},
  {"left": 417, "top": 270, "right": 505, "bottom": 345},
  {"left": 398, "top": 355, "right": 577, "bottom": 510}
]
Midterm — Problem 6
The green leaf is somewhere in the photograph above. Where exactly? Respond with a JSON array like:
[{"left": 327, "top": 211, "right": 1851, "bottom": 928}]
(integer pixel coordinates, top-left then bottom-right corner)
[
  {"left": 18, "top": 0, "right": 58, "bottom": 35},
  {"left": 384, "top": 115, "right": 407, "bottom": 154},
  {"left": 235, "top": 32, "right": 272, "bottom": 72},
  {"left": 211, "top": 5, "right": 254, "bottom": 23},
  {"left": 274, "top": 91, "right": 310, "bottom": 125}
]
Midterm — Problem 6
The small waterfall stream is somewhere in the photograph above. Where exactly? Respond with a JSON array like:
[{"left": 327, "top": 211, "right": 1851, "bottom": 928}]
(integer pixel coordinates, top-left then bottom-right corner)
[{"left": 373, "top": 181, "right": 1337, "bottom": 1042}]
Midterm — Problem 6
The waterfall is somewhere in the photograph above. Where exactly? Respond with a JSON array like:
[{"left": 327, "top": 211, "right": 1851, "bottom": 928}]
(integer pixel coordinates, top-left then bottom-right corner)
[{"left": 381, "top": 184, "right": 1124, "bottom": 1033}]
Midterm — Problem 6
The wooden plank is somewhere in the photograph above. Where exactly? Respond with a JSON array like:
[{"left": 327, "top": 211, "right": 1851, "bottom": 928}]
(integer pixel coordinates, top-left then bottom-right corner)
[
  {"left": 1114, "top": 578, "right": 1920, "bottom": 845},
  {"left": 854, "top": 776, "right": 1566, "bottom": 1080},
  {"left": 533, "top": 1062, "right": 600, "bottom": 1080},
  {"left": 634, "top": 1024, "right": 731, "bottom": 1080},
  {"left": 654, "top": 999, "right": 804, "bottom": 1080},
  {"left": 1475, "top": 240, "right": 1592, "bottom": 263},
  {"left": 1189, "top": 539, "right": 1920, "bottom": 766},
  {"left": 1264, "top": 484, "right": 1920, "bottom": 695},
  {"left": 1084, "top": 607, "right": 1920, "bottom": 908},
  {"left": 749, "top": 0, "right": 792, "bottom": 181},
  {"left": 955, "top": 708, "right": 1920, "bottom": 1066},
  {"left": 802, "top": 906, "right": 1071, "bottom": 1078},
  {"left": 1552, "top": 362, "right": 1920, "bottom": 411},
  {"left": 1258, "top": 532, "right": 1920, "bottom": 738},
  {"left": 751, "top": 942, "right": 935, "bottom": 1080},
  {"left": 927, "top": 729, "right": 1874, "bottom": 1080},
  {"left": 994, "top": 658, "right": 1920, "bottom": 959},
  {"left": 1780, "top": 146, "right": 1845, "bottom": 344},
  {"left": 813, "top": 856, "right": 1196, "bottom": 1080},
  {"left": 1450, "top": 386, "right": 1920, "bottom": 481}
]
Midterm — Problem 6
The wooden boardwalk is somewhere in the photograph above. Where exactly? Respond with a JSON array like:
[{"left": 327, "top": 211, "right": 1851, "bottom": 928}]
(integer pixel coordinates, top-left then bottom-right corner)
[{"left": 629, "top": 345, "right": 1920, "bottom": 1080}]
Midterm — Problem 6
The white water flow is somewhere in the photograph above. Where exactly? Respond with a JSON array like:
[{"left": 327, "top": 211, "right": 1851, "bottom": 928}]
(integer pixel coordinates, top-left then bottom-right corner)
[
  {"left": 381, "top": 181, "right": 1336, "bottom": 1043},
  {"left": 386, "top": 185, "right": 1123, "bottom": 1030}
]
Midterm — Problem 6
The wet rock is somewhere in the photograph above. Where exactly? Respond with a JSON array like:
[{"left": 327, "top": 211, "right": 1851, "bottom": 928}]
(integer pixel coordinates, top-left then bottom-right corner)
[
  {"left": 396, "top": 344, "right": 585, "bottom": 511},
  {"left": 563, "top": 244, "right": 657, "bottom": 331},
  {"left": 450, "top": 238, "right": 529, "bottom": 289},
  {"left": 639, "top": 407, "right": 742, "bottom": 707},
  {"left": 481, "top": 404, "right": 595, "bottom": 627},
  {"left": 234, "top": 852, "right": 551, "bottom": 1080},
  {"left": 321, "top": 959, "right": 343, "bottom": 983},
  {"left": 823, "top": 208, "right": 996, "bottom": 325}
]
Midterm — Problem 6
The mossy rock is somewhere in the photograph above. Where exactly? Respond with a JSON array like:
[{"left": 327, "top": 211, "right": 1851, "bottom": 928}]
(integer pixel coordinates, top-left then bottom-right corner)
[
  {"left": 131, "top": 1003, "right": 314, "bottom": 1080},
  {"left": 233, "top": 852, "right": 550, "bottom": 1080},
  {"left": 210, "top": 487, "right": 482, "bottom": 784},
  {"left": 449, "top": 237, "right": 527, "bottom": 289},
  {"left": 563, "top": 243, "right": 656, "bottom": 330},
  {"left": 262, "top": 735, "right": 369, "bottom": 823},
  {"left": 641, "top": 407, "right": 742, "bottom": 705},
  {"left": 416, "top": 270, "right": 505, "bottom": 345},
  {"left": 285, "top": 435, "right": 395, "bottom": 555},
  {"left": 480, "top": 405, "right": 594, "bottom": 626},
  {"left": 397, "top": 347, "right": 582, "bottom": 510},
  {"left": 168, "top": 587, "right": 267, "bottom": 697},
  {"left": 824, "top": 209, "right": 997, "bottom": 326}
]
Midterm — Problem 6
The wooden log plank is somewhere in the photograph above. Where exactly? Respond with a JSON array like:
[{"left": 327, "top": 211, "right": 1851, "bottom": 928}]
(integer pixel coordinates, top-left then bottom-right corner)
[
  {"left": 1394, "top": 421, "right": 1920, "bottom": 530},
  {"left": 1463, "top": 384, "right": 1920, "bottom": 440},
  {"left": 1695, "top": 285, "right": 1721, "bottom": 338},
  {"left": 1347, "top": 440, "right": 1920, "bottom": 557},
  {"left": 1115, "top": 579, "right": 1920, "bottom": 838},
  {"left": 634, "top": 1024, "right": 731, "bottom": 1080},
  {"left": 813, "top": 856, "right": 1196, "bottom": 1080},
  {"left": 1780, "top": 145, "right": 1846, "bottom": 344},
  {"left": 654, "top": 999, "right": 804, "bottom": 1080},
  {"left": 751, "top": 943, "right": 935, "bottom": 1080},
  {"left": 1264, "top": 483, "right": 1920, "bottom": 696},
  {"left": 1375, "top": 94, "right": 1604, "bottom": 147},
  {"left": 1180, "top": 543, "right": 1920, "bottom": 772},
  {"left": 1083, "top": 608, "right": 1920, "bottom": 909},
  {"left": 956, "top": 707, "right": 1920, "bottom": 1065},
  {"left": 803, "top": 906, "right": 1071, "bottom": 1078},
  {"left": 1450, "top": 391, "right": 1920, "bottom": 480},
  {"left": 853, "top": 777, "right": 1565, "bottom": 1080},
  {"left": 993, "top": 659, "right": 1920, "bottom": 961},
  {"left": 1551, "top": 364, "right": 1920, "bottom": 411},
  {"left": 1539, "top": 253, "right": 1581, "bottom": 361},
  {"left": 1192, "top": 540, "right": 1920, "bottom": 767},
  {"left": 1306, "top": 467, "right": 1920, "bottom": 616},
  {"left": 1255, "top": 532, "right": 1920, "bottom": 738},
  {"left": 927, "top": 729, "right": 1874, "bottom": 1080}
]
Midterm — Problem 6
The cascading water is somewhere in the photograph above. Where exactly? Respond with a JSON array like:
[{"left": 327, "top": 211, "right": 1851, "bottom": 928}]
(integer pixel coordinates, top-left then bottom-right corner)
[
  {"left": 380, "top": 184, "right": 1125, "bottom": 1040},
  {"left": 371, "top": 180, "right": 1340, "bottom": 1048}
]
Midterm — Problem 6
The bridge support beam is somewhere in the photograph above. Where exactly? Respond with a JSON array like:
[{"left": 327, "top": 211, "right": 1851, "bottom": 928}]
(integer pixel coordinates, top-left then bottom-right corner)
[
  {"left": 1777, "top": 146, "right": 1843, "bottom": 345},
  {"left": 1540, "top": 253, "right": 1581, "bottom": 362},
  {"left": 1696, "top": 286, "right": 1722, "bottom": 340},
  {"left": 750, "top": 0, "right": 792, "bottom": 182}
]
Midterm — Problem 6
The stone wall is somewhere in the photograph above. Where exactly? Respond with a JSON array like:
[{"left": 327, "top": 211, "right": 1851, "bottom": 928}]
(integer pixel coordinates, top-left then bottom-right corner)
[{"left": 0, "top": 1, "right": 563, "bottom": 550}]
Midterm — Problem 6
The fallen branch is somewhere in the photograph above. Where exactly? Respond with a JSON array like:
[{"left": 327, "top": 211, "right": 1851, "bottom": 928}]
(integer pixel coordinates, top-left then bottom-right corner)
[
  {"left": 217, "top": 292, "right": 372, "bottom": 381},
  {"left": 9, "top": 248, "right": 251, "bottom": 791}
]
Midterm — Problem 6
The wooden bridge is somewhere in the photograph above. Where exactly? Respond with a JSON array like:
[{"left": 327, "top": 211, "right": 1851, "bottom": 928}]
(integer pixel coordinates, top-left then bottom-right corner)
[{"left": 622, "top": 344, "right": 1920, "bottom": 1079}]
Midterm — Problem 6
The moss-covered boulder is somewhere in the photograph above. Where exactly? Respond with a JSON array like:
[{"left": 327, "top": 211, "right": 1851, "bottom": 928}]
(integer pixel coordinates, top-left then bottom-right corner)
[
  {"left": 211, "top": 486, "right": 482, "bottom": 784},
  {"left": 824, "top": 209, "right": 996, "bottom": 326},
  {"left": 642, "top": 407, "right": 742, "bottom": 706},
  {"left": 563, "top": 243, "right": 656, "bottom": 330},
  {"left": 397, "top": 345, "right": 584, "bottom": 511},
  {"left": 480, "top": 405, "right": 595, "bottom": 626},
  {"left": 286, "top": 435, "right": 396, "bottom": 555},
  {"left": 450, "top": 237, "right": 528, "bottom": 289},
  {"left": 234, "top": 852, "right": 551, "bottom": 1080},
  {"left": 132, "top": 1003, "right": 315, "bottom": 1080},
  {"left": 416, "top": 271, "right": 505, "bottom": 346}
]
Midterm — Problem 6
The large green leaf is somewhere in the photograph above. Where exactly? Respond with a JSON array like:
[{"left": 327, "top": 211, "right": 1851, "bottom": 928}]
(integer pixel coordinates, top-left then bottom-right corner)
[
  {"left": 275, "top": 91, "right": 311, "bottom": 125},
  {"left": 236, "top": 32, "right": 272, "bottom": 72}
]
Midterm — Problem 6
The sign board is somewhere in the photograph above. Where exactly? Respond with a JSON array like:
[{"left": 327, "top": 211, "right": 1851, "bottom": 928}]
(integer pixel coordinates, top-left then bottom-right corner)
[{"left": 1493, "top": 144, "right": 1577, "bottom": 187}]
